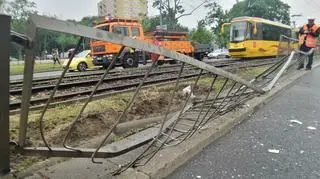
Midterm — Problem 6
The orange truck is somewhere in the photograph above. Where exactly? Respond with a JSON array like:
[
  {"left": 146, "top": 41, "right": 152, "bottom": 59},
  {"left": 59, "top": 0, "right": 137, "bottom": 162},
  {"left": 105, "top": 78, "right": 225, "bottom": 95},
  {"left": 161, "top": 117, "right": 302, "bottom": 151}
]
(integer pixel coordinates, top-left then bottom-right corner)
[{"left": 90, "top": 17, "right": 213, "bottom": 69}]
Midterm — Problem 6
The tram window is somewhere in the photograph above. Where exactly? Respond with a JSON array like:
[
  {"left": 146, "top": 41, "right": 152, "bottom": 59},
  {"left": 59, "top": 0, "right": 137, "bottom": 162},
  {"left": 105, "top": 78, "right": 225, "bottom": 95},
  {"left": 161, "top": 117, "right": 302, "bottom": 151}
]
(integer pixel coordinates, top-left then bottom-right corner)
[
  {"left": 246, "top": 23, "right": 252, "bottom": 39},
  {"left": 262, "top": 24, "right": 281, "bottom": 41},
  {"left": 230, "top": 22, "right": 247, "bottom": 42},
  {"left": 262, "top": 23, "right": 292, "bottom": 41}
]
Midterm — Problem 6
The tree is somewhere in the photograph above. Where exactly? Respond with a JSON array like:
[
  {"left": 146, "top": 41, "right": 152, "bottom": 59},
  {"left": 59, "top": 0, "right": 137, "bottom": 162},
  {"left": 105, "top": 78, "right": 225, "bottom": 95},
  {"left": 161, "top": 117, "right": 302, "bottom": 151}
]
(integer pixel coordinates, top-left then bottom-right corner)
[
  {"left": 6, "top": 0, "right": 37, "bottom": 33},
  {"left": 229, "top": 0, "right": 291, "bottom": 25},
  {"left": 205, "top": 2, "right": 229, "bottom": 47},
  {"left": 152, "top": 0, "right": 212, "bottom": 30},
  {"left": 141, "top": 15, "right": 188, "bottom": 32},
  {"left": 142, "top": 16, "right": 161, "bottom": 32},
  {"left": 0, "top": 0, "right": 4, "bottom": 13},
  {"left": 5, "top": 0, "right": 37, "bottom": 60},
  {"left": 56, "top": 34, "right": 78, "bottom": 53},
  {"left": 190, "top": 20, "right": 214, "bottom": 44}
]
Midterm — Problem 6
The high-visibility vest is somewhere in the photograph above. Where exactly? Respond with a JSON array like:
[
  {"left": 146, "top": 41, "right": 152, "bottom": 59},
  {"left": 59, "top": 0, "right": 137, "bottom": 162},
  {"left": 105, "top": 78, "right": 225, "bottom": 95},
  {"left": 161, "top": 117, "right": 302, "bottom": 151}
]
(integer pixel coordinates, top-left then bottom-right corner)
[{"left": 299, "top": 24, "right": 320, "bottom": 48}]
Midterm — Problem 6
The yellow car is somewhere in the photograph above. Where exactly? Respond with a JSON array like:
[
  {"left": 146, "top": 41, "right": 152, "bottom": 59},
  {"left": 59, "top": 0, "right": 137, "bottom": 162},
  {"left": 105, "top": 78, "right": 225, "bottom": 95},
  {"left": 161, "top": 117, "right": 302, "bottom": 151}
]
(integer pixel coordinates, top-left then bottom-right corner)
[{"left": 63, "top": 50, "right": 100, "bottom": 72}]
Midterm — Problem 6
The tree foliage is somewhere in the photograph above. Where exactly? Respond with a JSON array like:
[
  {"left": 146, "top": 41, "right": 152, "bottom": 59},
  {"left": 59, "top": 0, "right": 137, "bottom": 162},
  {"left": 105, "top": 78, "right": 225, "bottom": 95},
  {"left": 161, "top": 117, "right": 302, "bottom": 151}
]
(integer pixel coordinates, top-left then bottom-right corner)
[
  {"left": 190, "top": 20, "right": 214, "bottom": 44},
  {"left": 205, "top": 2, "right": 229, "bottom": 47},
  {"left": 6, "top": 0, "right": 93, "bottom": 59},
  {"left": 141, "top": 15, "right": 188, "bottom": 32},
  {"left": 142, "top": 16, "right": 161, "bottom": 32},
  {"left": 228, "top": 0, "right": 291, "bottom": 25},
  {"left": 6, "top": 0, "right": 37, "bottom": 33},
  {"left": 152, "top": 0, "right": 211, "bottom": 30},
  {"left": 4, "top": 0, "right": 37, "bottom": 60}
]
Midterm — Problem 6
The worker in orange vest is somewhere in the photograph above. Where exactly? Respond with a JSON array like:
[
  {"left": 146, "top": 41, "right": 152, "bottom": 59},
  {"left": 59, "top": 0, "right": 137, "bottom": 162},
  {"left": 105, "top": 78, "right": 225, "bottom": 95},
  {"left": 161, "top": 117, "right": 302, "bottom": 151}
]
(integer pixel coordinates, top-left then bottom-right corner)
[{"left": 298, "top": 17, "right": 320, "bottom": 70}]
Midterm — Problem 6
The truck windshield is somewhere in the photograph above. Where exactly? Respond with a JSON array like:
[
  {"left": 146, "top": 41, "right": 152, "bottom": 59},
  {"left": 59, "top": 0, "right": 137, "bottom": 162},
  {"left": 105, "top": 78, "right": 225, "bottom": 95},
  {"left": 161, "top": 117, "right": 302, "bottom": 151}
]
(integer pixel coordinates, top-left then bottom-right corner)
[
  {"left": 97, "top": 25, "right": 110, "bottom": 32},
  {"left": 230, "top": 22, "right": 248, "bottom": 42}
]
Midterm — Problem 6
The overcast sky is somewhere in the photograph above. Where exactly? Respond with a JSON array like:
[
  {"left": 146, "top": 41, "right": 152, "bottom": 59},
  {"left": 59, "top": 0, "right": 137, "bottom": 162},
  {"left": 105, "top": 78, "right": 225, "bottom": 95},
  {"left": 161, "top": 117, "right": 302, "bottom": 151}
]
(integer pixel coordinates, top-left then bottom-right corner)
[{"left": 31, "top": 0, "right": 320, "bottom": 29}]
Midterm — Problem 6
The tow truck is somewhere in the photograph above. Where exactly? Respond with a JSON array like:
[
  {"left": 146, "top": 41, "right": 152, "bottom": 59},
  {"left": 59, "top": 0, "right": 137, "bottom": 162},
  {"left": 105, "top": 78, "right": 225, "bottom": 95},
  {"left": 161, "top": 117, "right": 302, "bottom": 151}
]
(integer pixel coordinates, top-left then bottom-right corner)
[{"left": 90, "top": 17, "right": 213, "bottom": 69}]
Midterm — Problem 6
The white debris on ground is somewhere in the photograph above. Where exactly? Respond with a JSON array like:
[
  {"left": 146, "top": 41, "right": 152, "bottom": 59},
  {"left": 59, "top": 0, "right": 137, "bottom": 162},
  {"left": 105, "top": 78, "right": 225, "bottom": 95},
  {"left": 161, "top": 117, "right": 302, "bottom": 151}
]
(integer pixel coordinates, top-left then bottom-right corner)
[
  {"left": 182, "top": 85, "right": 195, "bottom": 99},
  {"left": 196, "top": 175, "right": 202, "bottom": 178},
  {"left": 268, "top": 149, "right": 280, "bottom": 154},
  {"left": 289, "top": 120, "right": 303, "bottom": 125},
  {"left": 307, "top": 126, "right": 317, "bottom": 130},
  {"left": 300, "top": 150, "right": 305, "bottom": 154}
]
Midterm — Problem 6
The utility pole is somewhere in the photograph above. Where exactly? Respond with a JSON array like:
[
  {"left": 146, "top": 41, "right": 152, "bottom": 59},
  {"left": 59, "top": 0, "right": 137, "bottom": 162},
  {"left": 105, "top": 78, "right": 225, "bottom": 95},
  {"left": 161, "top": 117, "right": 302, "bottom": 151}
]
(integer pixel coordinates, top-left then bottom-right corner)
[
  {"left": 292, "top": 14, "right": 302, "bottom": 28},
  {"left": 159, "top": 0, "right": 163, "bottom": 27}
]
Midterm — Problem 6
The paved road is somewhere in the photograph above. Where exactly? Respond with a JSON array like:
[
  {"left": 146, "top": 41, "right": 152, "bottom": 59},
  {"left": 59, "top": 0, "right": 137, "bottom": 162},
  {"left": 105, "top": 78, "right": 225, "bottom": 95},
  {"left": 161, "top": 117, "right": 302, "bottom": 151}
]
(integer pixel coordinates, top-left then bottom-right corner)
[
  {"left": 9, "top": 62, "right": 157, "bottom": 81},
  {"left": 168, "top": 67, "right": 320, "bottom": 179},
  {"left": 10, "top": 70, "right": 63, "bottom": 81},
  {"left": 9, "top": 58, "right": 217, "bottom": 81}
]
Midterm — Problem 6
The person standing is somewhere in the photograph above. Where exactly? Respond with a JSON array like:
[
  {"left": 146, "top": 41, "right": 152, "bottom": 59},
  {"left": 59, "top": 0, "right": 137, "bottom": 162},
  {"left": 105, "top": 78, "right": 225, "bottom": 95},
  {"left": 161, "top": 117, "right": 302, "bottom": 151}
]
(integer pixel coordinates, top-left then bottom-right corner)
[
  {"left": 298, "top": 17, "right": 320, "bottom": 70},
  {"left": 68, "top": 48, "right": 75, "bottom": 59},
  {"left": 52, "top": 48, "right": 61, "bottom": 65}
]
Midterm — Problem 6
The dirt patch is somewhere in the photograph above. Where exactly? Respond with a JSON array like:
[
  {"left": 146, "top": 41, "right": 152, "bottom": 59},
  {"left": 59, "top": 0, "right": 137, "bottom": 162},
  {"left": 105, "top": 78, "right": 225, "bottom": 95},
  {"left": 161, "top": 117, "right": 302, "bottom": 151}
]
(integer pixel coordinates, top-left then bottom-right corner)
[
  {"left": 129, "top": 90, "right": 184, "bottom": 118},
  {"left": 24, "top": 88, "right": 187, "bottom": 148}
]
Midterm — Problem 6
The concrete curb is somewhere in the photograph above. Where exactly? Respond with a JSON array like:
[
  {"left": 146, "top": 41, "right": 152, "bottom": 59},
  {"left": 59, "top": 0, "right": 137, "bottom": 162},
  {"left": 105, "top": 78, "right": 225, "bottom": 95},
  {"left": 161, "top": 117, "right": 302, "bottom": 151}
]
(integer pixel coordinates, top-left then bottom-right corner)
[{"left": 118, "top": 61, "right": 320, "bottom": 179}]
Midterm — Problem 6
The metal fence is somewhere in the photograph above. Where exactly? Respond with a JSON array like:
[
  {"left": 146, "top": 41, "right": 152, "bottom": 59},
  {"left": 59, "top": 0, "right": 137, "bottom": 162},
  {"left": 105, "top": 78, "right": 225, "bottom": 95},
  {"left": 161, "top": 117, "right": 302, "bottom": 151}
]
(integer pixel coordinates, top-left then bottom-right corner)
[{"left": 1, "top": 14, "right": 319, "bottom": 175}]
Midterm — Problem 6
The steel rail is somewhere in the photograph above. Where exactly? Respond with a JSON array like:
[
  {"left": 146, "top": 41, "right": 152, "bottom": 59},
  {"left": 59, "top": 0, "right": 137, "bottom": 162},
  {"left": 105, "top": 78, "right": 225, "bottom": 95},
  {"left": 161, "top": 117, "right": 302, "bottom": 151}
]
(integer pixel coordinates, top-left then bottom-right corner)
[
  {"left": 9, "top": 58, "right": 279, "bottom": 92},
  {"left": 9, "top": 61, "right": 274, "bottom": 112},
  {"left": 9, "top": 67, "right": 195, "bottom": 95}
]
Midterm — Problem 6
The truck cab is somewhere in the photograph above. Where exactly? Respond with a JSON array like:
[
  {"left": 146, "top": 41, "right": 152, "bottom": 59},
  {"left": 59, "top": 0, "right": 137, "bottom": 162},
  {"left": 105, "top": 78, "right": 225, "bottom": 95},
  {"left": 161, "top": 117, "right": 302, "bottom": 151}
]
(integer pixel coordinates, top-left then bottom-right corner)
[{"left": 91, "top": 17, "right": 145, "bottom": 69}]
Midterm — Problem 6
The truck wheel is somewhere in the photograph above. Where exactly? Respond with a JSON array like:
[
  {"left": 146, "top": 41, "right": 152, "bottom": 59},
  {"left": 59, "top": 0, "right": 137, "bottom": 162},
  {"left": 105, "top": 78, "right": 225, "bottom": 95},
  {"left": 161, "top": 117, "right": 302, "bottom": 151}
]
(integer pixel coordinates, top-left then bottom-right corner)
[
  {"left": 77, "top": 62, "right": 87, "bottom": 72},
  {"left": 195, "top": 53, "right": 204, "bottom": 61},
  {"left": 123, "top": 53, "right": 138, "bottom": 68},
  {"left": 101, "top": 58, "right": 115, "bottom": 70},
  {"left": 157, "top": 60, "right": 165, "bottom": 66},
  {"left": 169, "top": 59, "right": 177, "bottom": 64},
  {"left": 102, "top": 63, "right": 115, "bottom": 70}
]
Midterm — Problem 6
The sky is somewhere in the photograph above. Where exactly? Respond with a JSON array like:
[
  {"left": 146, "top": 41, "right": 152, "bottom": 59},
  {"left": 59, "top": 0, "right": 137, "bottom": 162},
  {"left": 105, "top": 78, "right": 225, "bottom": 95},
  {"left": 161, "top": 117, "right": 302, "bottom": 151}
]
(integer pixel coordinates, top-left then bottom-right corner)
[{"left": 30, "top": 0, "right": 320, "bottom": 29}]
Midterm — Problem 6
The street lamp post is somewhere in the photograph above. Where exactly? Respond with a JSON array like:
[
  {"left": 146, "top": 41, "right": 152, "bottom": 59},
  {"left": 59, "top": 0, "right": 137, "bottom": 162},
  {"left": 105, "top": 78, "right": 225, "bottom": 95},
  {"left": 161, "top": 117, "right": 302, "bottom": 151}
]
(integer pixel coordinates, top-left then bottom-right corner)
[
  {"left": 159, "top": 0, "right": 163, "bottom": 27},
  {"left": 292, "top": 14, "right": 302, "bottom": 28}
]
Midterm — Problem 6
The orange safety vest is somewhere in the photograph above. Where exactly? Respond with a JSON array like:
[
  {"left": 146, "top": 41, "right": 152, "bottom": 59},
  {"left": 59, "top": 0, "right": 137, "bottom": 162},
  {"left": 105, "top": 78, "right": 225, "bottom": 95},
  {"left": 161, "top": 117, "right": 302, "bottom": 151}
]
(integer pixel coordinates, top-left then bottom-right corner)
[{"left": 299, "top": 24, "right": 320, "bottom": 48}]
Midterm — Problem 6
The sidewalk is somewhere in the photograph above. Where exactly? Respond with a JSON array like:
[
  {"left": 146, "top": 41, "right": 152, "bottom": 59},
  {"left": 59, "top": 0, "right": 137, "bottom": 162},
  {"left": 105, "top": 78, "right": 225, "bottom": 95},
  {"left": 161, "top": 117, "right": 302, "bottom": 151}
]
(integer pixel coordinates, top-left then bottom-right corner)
[
  {"left": 10, "top": 59, "right": 68, "bottom": 65},
  {"left": 168, "top": 67, "right": 320, "bottom": 178}
]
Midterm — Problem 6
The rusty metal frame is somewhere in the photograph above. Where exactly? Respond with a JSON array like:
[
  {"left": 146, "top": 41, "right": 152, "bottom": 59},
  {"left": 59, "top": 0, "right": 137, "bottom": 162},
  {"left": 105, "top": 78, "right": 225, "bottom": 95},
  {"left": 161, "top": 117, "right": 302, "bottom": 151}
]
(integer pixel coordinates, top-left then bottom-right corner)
[{"left": 0, "top": 13, "right": 11, "bottom": 175}]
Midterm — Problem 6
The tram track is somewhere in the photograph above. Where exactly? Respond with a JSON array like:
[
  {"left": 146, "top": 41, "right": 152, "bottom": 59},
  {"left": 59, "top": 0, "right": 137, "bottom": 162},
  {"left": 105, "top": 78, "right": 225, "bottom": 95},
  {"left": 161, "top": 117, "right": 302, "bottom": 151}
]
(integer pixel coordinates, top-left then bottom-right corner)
[{"left": 9, "top": 58, "right": 279, "bottom": 114}]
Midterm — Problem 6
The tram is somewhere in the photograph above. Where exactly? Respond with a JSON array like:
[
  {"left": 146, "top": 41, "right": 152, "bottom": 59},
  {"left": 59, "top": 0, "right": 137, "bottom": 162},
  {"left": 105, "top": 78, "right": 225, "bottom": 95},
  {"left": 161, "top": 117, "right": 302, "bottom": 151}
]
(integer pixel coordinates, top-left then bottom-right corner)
[{"left": 222, "top": 17, "right": 296, "bottom": 58}]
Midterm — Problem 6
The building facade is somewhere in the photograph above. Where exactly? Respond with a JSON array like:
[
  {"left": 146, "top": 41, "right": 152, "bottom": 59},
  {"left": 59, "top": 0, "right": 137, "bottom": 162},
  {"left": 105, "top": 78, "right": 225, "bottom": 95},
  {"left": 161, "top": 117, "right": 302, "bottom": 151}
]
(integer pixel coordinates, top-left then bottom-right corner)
[{"left": 98, "top": 0, "right": 148, "bottom": 19}]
